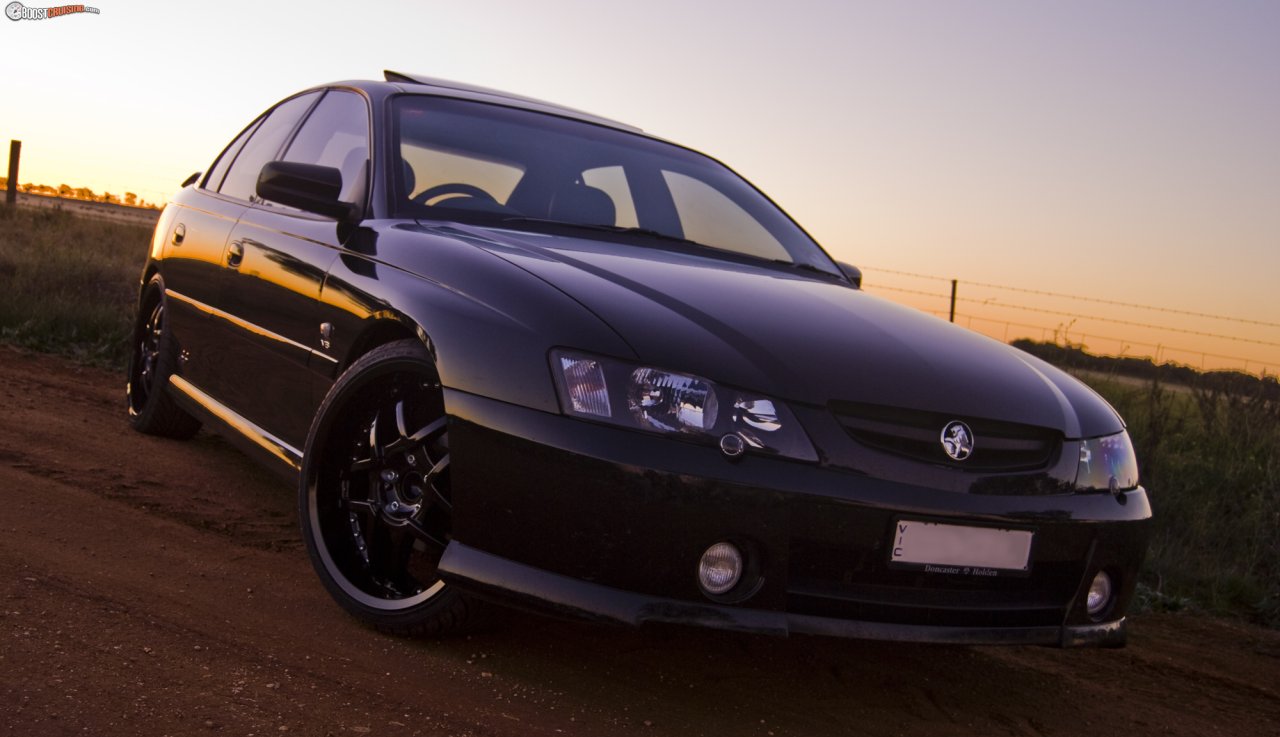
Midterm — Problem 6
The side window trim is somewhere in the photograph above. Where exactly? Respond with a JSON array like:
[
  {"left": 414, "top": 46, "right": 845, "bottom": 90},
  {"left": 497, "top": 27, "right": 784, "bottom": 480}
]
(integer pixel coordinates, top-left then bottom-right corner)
[
  {"left": 277, "top": 90, "right": 331, "bottom": 168},
  {"left": 215, "top": 90, "right": 325, "bottom": 203},
  {"left": 200, "top": 116, "right": 262, "bottom": 192}
]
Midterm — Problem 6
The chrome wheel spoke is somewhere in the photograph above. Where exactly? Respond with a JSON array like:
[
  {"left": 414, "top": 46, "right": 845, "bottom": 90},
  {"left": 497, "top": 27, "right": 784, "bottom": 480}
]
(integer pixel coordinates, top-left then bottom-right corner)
[
  {"left": 386, "top": 415, "right": 446, "bottom": 457},
  {"left": 394, "top": 398, "right": 410, "bottom": 443},
  {"left": 408, "top": 415, "right": 448, "bottom": 445}
]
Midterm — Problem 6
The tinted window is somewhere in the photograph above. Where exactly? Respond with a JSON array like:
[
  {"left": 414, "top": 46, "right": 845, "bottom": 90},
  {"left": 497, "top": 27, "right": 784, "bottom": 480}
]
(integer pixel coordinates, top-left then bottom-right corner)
[
  {"left": 203, "top": 117, "right": 261, "bottom": 192},
  {"left": 392, "top": 96, "right": 837, "bottom": 273},
  {"left": 282, "top": 90, "right": 370, "bottom": 203},
  {"left": 662, "top": 170, "right": 787, "bottom": 260},
  {"left": 401, "top": 145, "right": 524, "bottom": 206},
  {"left": 219, "top": 91, "right": 320, "bottom": 202},
  {"left": 582, "top": 165, "right": 638, "bottom": 228}
]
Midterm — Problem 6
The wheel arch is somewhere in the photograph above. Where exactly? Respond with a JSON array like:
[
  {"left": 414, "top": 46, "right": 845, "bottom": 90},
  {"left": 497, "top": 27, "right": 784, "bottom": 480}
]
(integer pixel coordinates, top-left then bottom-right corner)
[
  {"left": 138, "top": 264, "right": 162, "bottom": 301},
  {"left": 340, "top": 314, "right": 435, "bottom": 373},
  {"left": 141, "top": 262, "right": 159, "bottom": 283},
  {"left": 131, "top": 268, "right": 165, "bottom": 346}
]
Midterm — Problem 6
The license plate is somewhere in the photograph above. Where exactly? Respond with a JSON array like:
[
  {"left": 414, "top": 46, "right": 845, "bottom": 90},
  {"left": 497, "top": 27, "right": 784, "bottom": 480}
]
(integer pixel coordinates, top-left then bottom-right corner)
[{"left": 889, "top": 520, "right": 1033, "bottom": 573}]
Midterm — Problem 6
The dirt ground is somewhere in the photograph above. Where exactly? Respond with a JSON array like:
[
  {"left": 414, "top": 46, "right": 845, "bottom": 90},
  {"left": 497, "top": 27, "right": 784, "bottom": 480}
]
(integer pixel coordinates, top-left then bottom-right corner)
[{"left": 1, "top": 347, "right": 1277, "bottom": 737}]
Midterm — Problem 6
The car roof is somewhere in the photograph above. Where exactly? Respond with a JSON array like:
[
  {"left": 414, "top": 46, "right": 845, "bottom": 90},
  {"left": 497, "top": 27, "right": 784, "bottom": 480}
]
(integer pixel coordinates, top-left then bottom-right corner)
[{"left": 378, "top": 70, "right": 646, "bottom": 135}]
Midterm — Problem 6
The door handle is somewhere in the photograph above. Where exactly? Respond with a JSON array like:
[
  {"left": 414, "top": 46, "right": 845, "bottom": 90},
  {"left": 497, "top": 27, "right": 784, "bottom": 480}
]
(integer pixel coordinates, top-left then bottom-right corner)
[
  {"left": 172, "top": 223, "right": 185, "bottom": 245},
  {"left": 227, "top": 241, "right": 245, "bottom": 268}
]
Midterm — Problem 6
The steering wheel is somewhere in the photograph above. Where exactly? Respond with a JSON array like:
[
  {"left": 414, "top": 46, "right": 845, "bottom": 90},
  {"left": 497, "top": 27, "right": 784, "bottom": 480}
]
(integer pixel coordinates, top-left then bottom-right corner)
[{"left": 411, "top": 182, "right": 498, "bottom": 208}]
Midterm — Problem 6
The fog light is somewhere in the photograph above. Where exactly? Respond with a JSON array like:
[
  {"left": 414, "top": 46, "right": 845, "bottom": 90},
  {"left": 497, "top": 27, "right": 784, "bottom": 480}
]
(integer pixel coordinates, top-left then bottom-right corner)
[
  {"left": 1087, "top": 571, "right": 1113, "bottom": 617},
  {"left": 698, "top": 542, "right": 743, "bottom": 596},
  {"left": 719, "top": 433, "right": 745, "bottom": 458}
]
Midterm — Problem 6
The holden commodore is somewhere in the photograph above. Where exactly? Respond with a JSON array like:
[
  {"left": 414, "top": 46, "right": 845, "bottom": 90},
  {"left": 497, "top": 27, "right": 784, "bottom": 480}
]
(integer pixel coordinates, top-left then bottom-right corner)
[{"left": 127, "top": 72, "right": 1150, "bottom": 646}]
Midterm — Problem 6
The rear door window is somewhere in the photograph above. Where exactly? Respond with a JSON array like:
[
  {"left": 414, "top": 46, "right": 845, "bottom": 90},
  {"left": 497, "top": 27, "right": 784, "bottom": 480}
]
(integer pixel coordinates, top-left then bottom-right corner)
[
  {"left": 218, "top": 91, "right": 321, "bottom": 203},
  {"left": 203, "top": 118, "right": 261, "bottom": 192}
]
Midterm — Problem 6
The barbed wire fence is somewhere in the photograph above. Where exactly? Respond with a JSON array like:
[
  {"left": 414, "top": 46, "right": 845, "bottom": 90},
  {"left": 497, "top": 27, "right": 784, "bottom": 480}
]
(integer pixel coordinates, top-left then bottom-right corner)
[{"left": 863, "top": 267, "right": 1279, "bottom": 377}]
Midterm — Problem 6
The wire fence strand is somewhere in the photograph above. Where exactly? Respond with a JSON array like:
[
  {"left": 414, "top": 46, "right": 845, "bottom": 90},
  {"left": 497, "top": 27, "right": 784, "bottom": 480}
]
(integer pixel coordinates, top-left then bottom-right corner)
[
  {"left": 870, "top": 284, "right": 1280, "bottom": 349},
  {"left": 862, "top": 267, "right": 1278, "bottom": 376},
  {"left": 865, "top": 266, "right": 1280, "bottom": 329}
]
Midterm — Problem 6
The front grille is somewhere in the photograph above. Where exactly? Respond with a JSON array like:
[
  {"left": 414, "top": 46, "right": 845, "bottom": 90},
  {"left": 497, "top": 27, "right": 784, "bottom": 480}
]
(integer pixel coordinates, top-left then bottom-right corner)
[{"left": 831, "top": 401, "right": 1060, "bottom": 472}]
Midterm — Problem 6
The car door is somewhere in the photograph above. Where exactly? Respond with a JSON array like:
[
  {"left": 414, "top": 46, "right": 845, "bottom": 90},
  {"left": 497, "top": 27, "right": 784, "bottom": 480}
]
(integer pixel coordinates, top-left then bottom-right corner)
[
  {"left": 159, "top": 119, "right": 260, "bottom": 395},
  {"left": 217, "top": 89, "right": 372, "bottom": 450},
  {"left": 167, "top": 91, "right": 323, "bottom": 416}
]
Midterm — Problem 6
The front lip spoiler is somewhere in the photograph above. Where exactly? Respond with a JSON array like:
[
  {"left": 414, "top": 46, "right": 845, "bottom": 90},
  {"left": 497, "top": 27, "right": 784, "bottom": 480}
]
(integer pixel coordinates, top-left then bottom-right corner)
[{"left": 438, "top": 542, "right": 1127, "bottom": 648}]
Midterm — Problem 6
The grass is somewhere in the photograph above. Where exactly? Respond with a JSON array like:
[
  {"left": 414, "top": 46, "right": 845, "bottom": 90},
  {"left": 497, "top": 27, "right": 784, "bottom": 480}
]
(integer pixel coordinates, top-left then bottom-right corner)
[
  {"left": 0, "top": 205, "right": 150, "bottom": 367},
  {"left": 2, "top": 205, "right": 1276, "bottom": 627},
  {"left": 1084, "top": 371, "right": 1280, "bottom": 627}
]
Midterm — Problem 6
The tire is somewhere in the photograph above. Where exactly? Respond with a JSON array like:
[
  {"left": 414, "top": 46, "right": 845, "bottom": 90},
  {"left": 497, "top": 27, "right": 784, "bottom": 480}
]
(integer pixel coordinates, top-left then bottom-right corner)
[
  {"left": 299, "top": 339, "right": 474, "bottom": 636},
  {"left": 126, "top": 277, "right": 201, "bottom": 439}
]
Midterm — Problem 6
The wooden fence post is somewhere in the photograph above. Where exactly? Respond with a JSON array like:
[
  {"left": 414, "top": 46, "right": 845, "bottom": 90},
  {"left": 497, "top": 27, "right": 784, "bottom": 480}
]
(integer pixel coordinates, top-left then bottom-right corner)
[{"left": 5, "top": 140, "right": 20, "bottom": 206}]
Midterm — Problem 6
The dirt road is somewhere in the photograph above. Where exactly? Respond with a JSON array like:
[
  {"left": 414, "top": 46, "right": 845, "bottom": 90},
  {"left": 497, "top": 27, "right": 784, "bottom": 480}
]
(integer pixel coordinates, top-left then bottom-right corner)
[{"left": 2, "top": 347, "right": 1278, "bottom": 737}]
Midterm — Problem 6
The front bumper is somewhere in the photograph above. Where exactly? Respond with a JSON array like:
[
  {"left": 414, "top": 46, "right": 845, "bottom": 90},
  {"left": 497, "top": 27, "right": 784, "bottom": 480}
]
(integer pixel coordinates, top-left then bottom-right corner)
[{"left": 441, "top": 389, "right": 1151, "bottom": 648}]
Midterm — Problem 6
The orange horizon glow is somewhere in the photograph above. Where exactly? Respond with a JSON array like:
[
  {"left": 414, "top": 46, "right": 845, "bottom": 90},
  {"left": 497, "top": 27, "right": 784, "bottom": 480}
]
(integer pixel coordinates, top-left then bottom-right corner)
[{"left": 862, "top": 269, "right": 1280, "bottom": 378}]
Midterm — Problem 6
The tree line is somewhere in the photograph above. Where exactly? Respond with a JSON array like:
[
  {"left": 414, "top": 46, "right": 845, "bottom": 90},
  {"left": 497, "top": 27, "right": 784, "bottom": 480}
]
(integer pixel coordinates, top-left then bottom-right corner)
[
  {"left": 0, "top": 176, "right": 159, "bottom": 209},
  {"left": 1012, "top": 338, "right": 1279, "bottom": 399}
]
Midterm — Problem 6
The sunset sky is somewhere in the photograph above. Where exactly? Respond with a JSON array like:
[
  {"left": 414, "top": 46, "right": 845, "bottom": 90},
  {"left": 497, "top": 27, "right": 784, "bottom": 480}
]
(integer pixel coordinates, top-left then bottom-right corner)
[{"left": 2, "top": 1, "right": 1277, "bottom": 374}]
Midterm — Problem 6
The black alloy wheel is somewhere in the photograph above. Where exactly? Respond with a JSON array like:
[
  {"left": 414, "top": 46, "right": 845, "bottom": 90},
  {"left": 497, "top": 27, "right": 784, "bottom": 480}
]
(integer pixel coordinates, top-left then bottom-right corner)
[
  {"left": 301, "top": 339, "right": 473, "bottom": 635},
  {"left": 126, "top": 278, "right": 201, "bottom": 439},
  {"left": 132, "top": 301, "right": 163, "bottom": 409}
]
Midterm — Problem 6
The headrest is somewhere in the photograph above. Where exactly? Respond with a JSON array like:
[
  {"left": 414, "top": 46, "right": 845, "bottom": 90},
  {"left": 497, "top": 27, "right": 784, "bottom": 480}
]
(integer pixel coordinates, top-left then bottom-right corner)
[
  {"left": 401, "top": 160, "right": 416, "bottom": 198},
  {"left": 548, "top": 184, "right": 616, "bottom": 226}
]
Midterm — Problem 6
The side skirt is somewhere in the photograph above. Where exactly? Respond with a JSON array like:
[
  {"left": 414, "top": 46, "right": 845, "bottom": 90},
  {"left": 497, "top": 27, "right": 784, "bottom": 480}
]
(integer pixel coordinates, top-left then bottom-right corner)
[{"left": 167, "top": 375, "right": 302, "bottom": 483}]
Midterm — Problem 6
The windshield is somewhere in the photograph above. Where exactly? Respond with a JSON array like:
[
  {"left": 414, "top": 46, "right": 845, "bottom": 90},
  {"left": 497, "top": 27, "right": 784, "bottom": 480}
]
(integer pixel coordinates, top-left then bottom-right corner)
[{"left": 391, "top": 95, "right": 840, "bottom": 274}]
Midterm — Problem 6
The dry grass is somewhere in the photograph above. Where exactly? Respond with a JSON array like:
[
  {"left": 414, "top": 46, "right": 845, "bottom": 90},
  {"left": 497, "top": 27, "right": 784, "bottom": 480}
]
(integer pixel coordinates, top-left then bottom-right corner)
[{"left": 0, "top": 205, "right": 149, "bottom": 366}]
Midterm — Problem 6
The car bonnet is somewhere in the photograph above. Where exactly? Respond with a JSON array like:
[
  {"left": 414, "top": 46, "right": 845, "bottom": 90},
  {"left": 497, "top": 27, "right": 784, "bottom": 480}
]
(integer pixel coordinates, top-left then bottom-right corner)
[{"left": 427, "top": 222, "right": 1124, "bottom": 439}]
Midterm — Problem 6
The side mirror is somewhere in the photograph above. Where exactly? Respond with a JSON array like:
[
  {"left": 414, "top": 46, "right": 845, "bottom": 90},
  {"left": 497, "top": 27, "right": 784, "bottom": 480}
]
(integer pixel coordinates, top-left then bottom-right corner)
[
  {"left": 256, "top": 161, "right": 356, "bottom": 221},
  {"left": 837, "top": 261, "right": 862, "bottom": 289},
  {"left": 181, "top": 172, "right": 201, "bottom": 188}
]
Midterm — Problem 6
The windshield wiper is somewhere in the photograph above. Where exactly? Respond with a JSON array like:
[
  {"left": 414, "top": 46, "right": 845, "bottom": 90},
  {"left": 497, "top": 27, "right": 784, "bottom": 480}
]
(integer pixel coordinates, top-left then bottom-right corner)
[
  {"left": 771, "top": 259, "right": 843, "bottom": 279},
  {"left": 611, "top": 226, "right": 721, "bottom": 249},
  {"left": 500, "top": 218, "right": 712, "bottom": 248},
  {"left": 500, "top": 216, "right": 616, "bottom": 232},
  {"left": 611, "top": 226, "right": 717, "bottom": 249}
]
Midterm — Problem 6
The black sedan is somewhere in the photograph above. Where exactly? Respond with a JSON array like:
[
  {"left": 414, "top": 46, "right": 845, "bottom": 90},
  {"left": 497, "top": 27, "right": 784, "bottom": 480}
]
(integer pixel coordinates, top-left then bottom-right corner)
[{"left": 127, "top": 72, "right": 1150, "bottom": 647}]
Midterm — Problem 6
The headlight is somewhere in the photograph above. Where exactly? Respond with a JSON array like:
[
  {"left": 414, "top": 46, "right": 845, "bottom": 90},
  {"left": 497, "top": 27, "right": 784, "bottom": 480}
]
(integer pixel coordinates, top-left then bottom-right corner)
[
  {"left": 628, "top": 367, "right": 719, "bottom": 433},
  {"left": 1075, "top": 431, "right": 1139, "bottom": 493},
  {"left": 551, "top": 350, "right": 817, "bottom": 462}
]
